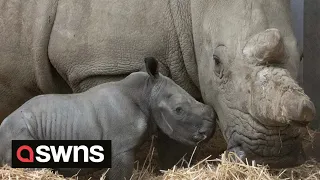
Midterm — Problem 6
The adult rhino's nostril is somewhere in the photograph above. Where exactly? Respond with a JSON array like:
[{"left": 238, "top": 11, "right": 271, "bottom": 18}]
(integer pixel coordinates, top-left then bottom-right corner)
[
  {"left": 227, "top": 146, "right": 247, "bottom": 163},
  {"left": 298, "top": 99, "right": 316, "bottom": 122}
]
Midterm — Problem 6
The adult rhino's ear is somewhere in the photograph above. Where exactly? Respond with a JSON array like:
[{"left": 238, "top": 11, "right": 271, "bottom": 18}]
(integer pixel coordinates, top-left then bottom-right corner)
[{"left": 144, "top": 57, "right": 159, "bottom": 79}]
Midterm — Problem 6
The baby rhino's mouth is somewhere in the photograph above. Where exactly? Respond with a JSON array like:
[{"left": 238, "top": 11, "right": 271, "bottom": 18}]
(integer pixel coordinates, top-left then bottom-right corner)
[
  {"left": 180, "top": 117, "right": 215, "bottom": 146},
  {"left": 187, "top": 129, "right": 212, "bottom": 146},
  {"left": 194, "top": 119, "right": 216, "bottom": 143}
]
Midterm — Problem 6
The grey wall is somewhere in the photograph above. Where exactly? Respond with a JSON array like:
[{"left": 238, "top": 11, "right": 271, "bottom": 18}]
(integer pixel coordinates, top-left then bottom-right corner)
[
  {"left": 290, "top": 0, "right": 320, "bottom": 130},
  {"left": 303, "top": 0, "right": 320, "bottom": 131},
  {"left": 291, "top": 0, "right": 304, "bottom": 53},
  {"left": 291, "top": 0, "right": 304, "bottom": 86}
]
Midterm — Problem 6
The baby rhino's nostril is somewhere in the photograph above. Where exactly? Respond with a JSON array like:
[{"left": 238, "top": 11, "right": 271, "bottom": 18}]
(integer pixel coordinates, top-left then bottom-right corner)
[
  {"left": 193, "top": 134, "right": 207, "bottom": 142},
  {"left": 198, "top": 128, "right": 207, "bottom": 135}
]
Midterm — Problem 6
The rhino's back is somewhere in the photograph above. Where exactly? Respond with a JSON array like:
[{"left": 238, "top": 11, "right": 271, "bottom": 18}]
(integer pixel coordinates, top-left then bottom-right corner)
[
  {"left": 48, "top": 0, "right": 174, "bottom": 92},
  {"left": 15, "top": 94, "right": 101, "bottom": 140}
]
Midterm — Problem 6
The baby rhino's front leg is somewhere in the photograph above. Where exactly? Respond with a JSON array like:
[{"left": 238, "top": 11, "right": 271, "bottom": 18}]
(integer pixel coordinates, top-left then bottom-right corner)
[{"left": 108, "top": 151, "right": 135, "bottom": 180}]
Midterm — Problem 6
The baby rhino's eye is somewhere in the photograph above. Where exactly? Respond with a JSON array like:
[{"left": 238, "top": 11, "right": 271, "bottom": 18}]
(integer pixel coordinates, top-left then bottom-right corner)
[{"left": 175, "top": 107, "right": 183, "bottom": 114}]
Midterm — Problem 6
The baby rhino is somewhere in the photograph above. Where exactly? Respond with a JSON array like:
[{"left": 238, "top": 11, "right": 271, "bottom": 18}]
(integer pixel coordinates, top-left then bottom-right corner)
[{"left": 0, "top": 57, "right": 216, "bottom": 180}]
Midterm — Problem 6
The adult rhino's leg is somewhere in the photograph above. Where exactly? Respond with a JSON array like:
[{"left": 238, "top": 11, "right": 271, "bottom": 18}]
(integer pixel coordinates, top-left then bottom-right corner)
[
  {"left": 155, "top": 129, "right": 195, "bottom": 170},
  {"left": 0, "top": 72, "right": 40, "bottom": 123},
  {"left": 0, "top": 0, "right": 72, "bottom": 123},
  {"left": 0, "top": 0, "right": 42, "bottom": 122}
]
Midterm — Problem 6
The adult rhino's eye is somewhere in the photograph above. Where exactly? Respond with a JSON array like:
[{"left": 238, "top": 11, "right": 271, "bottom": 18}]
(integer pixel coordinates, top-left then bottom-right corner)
[
  {"left": 175, "top": 107, "right": 183, "bottom": 114},
  {"left": 213, "top": 54, "right": 223, "bottom": 78},
  {"left": 213, "top": 55, "right": 220, "bottom": 65}
]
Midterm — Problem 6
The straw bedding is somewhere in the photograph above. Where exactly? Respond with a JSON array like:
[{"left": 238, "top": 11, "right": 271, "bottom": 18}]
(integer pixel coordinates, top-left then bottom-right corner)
[{"left": 1, "top": 129, "right": 319, "bottom": 180}]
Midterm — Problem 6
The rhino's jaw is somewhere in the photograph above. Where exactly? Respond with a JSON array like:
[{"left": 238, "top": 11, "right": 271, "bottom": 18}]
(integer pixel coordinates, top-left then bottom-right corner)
[
  {"left": 222, "top": 110, "right": 306, "bottom": 168},
  {"left": 227, "top": 144, "right": 306, "bottom": 168}
]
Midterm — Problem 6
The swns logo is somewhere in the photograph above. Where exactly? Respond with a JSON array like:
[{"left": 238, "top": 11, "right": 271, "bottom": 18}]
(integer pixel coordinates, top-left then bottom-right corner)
[{"left": 12, "top": 140, "right": 112, "bottom": 168}]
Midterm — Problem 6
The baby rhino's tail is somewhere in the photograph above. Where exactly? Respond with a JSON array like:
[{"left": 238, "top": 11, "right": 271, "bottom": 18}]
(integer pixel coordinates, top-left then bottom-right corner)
[
  {"left": 0, "top": 124, "right": 10, "bottom": 168},
  {"left": 0, "top": 116, "right": 26, "bottom": 169}
]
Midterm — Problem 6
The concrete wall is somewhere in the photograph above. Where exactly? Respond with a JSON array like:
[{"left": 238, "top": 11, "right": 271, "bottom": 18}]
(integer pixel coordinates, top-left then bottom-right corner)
[
  {"left": 303, "top": 0, "right": 320, "bottom": 131},
  {"left": 291, "top": 0, "right": 304, "bottom": 54},
  {"left": 290, "top": 0, "right": 304, "bottom": 86},
  {"left": 290, "top": 0, "right": 320, "bottom": 130}
]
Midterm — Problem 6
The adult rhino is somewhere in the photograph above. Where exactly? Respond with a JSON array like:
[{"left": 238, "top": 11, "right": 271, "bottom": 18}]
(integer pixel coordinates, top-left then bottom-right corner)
[{"left": 0, "top": 0, "right": 315, "bottom": 169}]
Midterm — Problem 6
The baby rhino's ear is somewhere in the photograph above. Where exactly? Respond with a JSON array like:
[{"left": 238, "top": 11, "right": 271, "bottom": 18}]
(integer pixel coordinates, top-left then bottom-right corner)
[{"left": 144, "top": 57, "right": 159, "bottom": 79}]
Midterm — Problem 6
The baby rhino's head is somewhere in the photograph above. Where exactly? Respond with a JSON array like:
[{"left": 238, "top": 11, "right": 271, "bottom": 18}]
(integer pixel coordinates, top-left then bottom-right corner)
[{"left": 144, "top": 57, "right": 216, "bottom": 146}]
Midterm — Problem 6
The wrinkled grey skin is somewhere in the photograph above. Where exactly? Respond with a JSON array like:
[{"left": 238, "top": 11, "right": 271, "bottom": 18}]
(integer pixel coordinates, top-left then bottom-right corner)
[
  {"left": 0, "top": 58, "right": 216, "bottom": 179},
  {"left": 0, "top": 0, "right": 316, "bottom": 169},
  {"left": 193, "top": 1, "right": 315, "bottom": 167}
]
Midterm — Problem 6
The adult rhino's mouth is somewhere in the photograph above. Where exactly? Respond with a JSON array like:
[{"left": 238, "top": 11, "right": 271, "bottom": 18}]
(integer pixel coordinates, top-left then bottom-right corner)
[
  {"left": 227, "top": 143, "right": 306, "bottom": 168},
  {"left": 224, "top": 111, "right": 307, "bottom": 168}
]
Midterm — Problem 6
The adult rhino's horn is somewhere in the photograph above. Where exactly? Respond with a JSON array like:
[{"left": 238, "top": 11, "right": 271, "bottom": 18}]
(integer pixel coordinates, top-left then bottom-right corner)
[{"left": 243, "top": 28, "right": 285, "bottom": 64}]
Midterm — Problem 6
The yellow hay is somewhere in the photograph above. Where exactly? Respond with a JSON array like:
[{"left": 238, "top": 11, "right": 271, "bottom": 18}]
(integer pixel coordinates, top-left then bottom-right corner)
[
  {"left": 1, "top": 154, "right": 319, "bottom": 180},
  {"left": 1, "top": 128, "right": 318, "bottom": 180}
]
